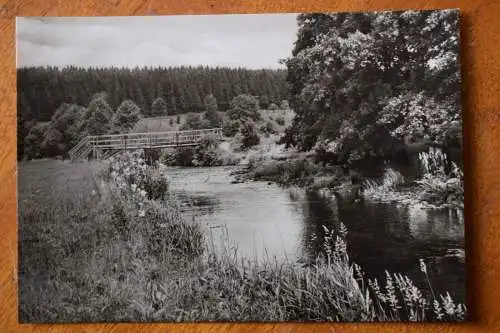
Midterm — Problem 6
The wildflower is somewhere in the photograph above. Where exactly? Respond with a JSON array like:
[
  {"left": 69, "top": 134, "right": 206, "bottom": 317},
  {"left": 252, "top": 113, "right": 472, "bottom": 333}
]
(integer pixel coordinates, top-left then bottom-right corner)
[
  {"left": 385, "top": 271, "right": 400, "bottom": 311},
  {"left": 368, "top": 278, "right": 385, "bottom": 302},
  {"left": 131, "top": 184, "right": 137, "bottom": 192},
  {"left": 419, "top": 258, "right": 427, "bottom": 274},
  {"left": 140, "top": 189, "right": 147, "bottom": 197},
  {"left": 433, "top": 299, "right": 444, "bottom": 320},
  {"left": 339, "top": 222, "right": 348, "bottom": 238},
  {"left": 441, "top": 292, "right": 456, "bottom": 316},
  {"left": 138, "top": 209, "right": 146, "bottom": 217},
  {"left": 353, "top": 263, "right": 363, "bottom": 279}
]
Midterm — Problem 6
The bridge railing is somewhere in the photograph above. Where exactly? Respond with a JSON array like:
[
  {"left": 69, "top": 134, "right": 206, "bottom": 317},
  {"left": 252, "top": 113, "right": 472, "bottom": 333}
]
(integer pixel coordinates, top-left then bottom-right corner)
[
  {"left": 70, "top": 128, "right": 223, "bottom": 160},
  {"left": 68, "top": 136, "right": 91, "bottom": 160},
  {"left": 88, "top": 128, "right": 223, "bottom": 149}
]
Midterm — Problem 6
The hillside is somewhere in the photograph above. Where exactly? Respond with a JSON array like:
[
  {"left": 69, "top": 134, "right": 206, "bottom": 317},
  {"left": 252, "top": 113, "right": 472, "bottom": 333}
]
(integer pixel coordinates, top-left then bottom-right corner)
[{"left": 132, "top": 109, "right": 294, "bottom": 134}]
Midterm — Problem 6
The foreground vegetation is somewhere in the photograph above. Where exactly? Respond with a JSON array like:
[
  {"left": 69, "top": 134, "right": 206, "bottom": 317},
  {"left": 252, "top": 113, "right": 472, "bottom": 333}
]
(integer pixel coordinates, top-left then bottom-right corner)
[{"left": 19, "top": 155, "right": 466, "bottom": 322}]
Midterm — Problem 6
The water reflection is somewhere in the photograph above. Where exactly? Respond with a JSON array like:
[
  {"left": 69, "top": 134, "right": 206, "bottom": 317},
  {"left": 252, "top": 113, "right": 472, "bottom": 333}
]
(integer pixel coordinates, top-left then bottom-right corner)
[{"left": 165, "top": 166, "right": 465, "bottom": 302}]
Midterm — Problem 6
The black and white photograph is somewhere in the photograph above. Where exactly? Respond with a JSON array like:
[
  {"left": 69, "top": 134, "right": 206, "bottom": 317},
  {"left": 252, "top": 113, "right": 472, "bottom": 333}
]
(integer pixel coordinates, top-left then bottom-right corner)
[{"left": 17, "top": 9, "right": 466, "bottom": 323}]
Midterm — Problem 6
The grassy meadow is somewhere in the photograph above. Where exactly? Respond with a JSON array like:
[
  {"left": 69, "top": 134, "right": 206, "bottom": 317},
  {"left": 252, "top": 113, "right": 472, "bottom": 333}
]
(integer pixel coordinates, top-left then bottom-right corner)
[
  {"left": 132, "top": 109, "right": 294, "bottom": 134},
  {"left": 18, "top": 156, "right": 466, "bottom": 322}
]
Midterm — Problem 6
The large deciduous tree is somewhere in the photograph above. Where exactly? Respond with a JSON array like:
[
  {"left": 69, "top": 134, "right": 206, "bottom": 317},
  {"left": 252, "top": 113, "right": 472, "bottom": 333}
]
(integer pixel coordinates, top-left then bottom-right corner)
[
  {"left": 82, "top": 96, "right": 113, "bottom": 135},
  {"left": 227, "top": 94, "right": 260, "bottom": 121},
  {"left": 112, "top": 100, "right": 142, "bottom": 132},
  {"left": 281, "top": 10, "right": 461, "bottom": 164}
]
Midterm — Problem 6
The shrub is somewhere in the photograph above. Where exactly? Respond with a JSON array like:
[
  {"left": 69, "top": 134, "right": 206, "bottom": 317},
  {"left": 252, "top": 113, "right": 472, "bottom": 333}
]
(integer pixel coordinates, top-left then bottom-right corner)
[
  {"left": 240, "top": 122, "right": 260, "bottom": 149},
  {"left": 227, "top": 94, "right": 261, "bottom": 121},
  {"left": 161, "top": 135, "right": 230, "bottom": 167},
  {"left": 362, "top": 168, "right": 407, "bottom": 202},
  {"left": 416, "top": 148, "right": 463, "bottom": 206},
  {"left": 268, "top": 103, "right": 279, "bottom": 110},
  {"left": 162, "top": 147, "right": 195, "bottom": 167},
  {"left": 252, "top": 157, "right": 319, "bottom": 186},
  {"left": 180, "top": 113, "right": 210, "bottom": 130},
  {"left": 222, "top": 120, "right": 240, "bottom": 137},
  {"left": 144, "top": 148, "right": 162, "bottom": 165},
  {"left": 193, "top": 135, "right": 221, "bottom": 166},
  {"left": 141, "top": 169, "right": 168, "bottom": 200},
  {"left": 275, "top": 116, "right": 285, "bottom": 126},
  {"left": 107, "top": 151, "right": 169, "bottom": 201},
  {"left": 260, "top": 121, "right": 276, "bottom": 136},
  {"left": 364, "top": 168, "right": 405, "bottom": 193},
  {"left": 280, "top": 100, "right": 290, "bottom": 109}
]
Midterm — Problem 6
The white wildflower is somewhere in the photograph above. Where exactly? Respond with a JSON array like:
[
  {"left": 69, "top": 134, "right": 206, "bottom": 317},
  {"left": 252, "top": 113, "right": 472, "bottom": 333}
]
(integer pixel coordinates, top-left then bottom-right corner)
[
  {"left": 138, "top": 209, "right": 146, "bottom": 217},
  {"left": 419, "top": 258, "right": 427, "bottom": 274}
]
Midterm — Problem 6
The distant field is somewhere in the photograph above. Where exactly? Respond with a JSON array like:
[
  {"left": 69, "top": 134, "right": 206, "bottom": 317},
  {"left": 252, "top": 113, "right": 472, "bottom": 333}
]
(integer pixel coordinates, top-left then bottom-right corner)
[
  {"left": 257, "top": 109, "right": 294, "bottom": 132},
  {"left": 132, "top": 109, "right": 295, "bottom": 134},
  {"left": 18, "top": 159, "right": 103, "bottom": 206},
  {"left": 131, "top": 112, "right": 202, "bottom": 133}
]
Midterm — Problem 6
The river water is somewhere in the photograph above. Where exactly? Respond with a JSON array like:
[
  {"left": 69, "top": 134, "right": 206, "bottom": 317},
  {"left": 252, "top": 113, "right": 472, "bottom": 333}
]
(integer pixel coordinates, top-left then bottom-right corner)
[{"left": 166, "top": 166, "right": 465, "bottom": 303}]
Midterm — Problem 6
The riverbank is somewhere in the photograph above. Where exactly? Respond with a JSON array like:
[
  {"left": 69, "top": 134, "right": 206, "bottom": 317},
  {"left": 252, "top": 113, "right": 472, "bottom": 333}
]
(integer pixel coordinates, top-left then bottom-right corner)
[
  {"left": 19, "top": 157, "right": 466, "bottom": 322},
  {"left": 237, "top": 145, "right": 464, "bottom": 210}
]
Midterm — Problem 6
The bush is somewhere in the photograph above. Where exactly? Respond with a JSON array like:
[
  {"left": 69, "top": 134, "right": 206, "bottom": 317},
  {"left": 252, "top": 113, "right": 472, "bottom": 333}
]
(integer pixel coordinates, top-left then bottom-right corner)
[
  {"left": 260, "top": 121, "right": 276, "bottom": 136},
  {"left": 141, "top": 169, "right": 169, "bottom": 200},
  {"left": 193, "top": 135, "right": 221, "bottom": 166},
  {"left": 107, "top": 151, "right": 169, "bottom": 201},
  {"left": 144, "top": 148, "right": 161, "bottom": 165},
  {"left": 416, "top": 148, "right": 463, "bottom": 207},
  {"left": 275, "top": 116, "right": 285, "bottom": 126},
  {"left": 162, "top": 147, "right": 195, "bottom": 167},
  {"left": 161, "top": 135, "right": 232, "bottom": 167},
  {"left": 227, "top": 94, "right": 261, "bottom": 121},
  {"left": 252, "top": 156, "right": 319, "bottom": 186},
  {"left": 240, "top": 122, "right": 260, "bottom": 149},
  {"left": 280, "top": 100, "right": 290, "bottom": 109},
  {"left": 180, "top": 113, "right": 210, "bottom": 130},
  {"left": 222, "top": 120, "right": 240, "bottom": 137},
  {"left": 362, "top": 168, "right": 405, "bottom": 199},
  {"left": 268, "top": 103, "right": 279, "bottom": 110}
]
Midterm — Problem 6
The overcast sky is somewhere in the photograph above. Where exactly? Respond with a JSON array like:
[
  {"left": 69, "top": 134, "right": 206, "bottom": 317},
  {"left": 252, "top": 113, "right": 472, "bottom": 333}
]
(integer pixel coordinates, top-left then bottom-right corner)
[{"left": 16, "top": 14, "right": 298, "bottom": 69}]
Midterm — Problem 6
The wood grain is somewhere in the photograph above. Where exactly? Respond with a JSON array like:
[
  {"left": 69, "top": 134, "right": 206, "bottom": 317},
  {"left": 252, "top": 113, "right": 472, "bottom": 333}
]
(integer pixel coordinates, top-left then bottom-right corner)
[{"left": 2, "top": 0, "right": 499, "bottom": 332}]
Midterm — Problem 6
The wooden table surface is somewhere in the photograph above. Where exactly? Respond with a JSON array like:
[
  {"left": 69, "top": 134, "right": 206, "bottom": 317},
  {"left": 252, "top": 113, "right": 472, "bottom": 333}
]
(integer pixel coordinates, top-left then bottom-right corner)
[{"left": 1, "top": 0, "right": 499, "bottom": 332}]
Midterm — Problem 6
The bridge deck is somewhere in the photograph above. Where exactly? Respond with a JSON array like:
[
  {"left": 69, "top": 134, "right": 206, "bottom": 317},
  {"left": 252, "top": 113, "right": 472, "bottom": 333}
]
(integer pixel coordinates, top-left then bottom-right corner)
[{"left": 69, "top": 128, "right": 223, "bottom": 160}]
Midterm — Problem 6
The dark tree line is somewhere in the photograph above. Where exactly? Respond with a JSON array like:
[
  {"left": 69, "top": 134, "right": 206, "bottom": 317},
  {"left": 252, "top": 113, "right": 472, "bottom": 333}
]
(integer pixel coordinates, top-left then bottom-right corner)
[
  {"left": 18, "top": 65, "right": 287, "bottom": 121},
  {"left": 281, "top": 10, "right": 462, "bottom": 166}
]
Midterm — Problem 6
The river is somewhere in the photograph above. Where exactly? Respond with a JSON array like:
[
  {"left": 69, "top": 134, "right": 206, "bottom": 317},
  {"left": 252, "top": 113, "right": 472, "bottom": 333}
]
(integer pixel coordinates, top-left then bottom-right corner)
[{"left": 165, "top": 165, "right": 465, "bottom": 303}]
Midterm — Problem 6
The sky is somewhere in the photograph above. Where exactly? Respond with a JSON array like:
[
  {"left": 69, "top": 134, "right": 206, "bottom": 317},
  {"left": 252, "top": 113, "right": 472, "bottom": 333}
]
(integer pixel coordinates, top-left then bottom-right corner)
[{"left": 16, "top": 14, "right": 298, "bottom": 69}]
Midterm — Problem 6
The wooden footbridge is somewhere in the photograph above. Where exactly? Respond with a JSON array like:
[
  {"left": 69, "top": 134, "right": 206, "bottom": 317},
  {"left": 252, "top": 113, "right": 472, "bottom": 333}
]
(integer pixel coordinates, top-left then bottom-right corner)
[{"left": 68, "top": 128, "right": 223, "bottom": 160}]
